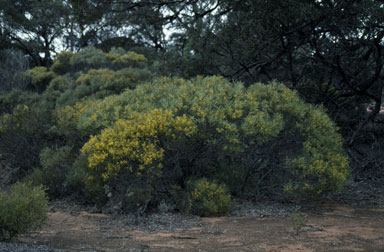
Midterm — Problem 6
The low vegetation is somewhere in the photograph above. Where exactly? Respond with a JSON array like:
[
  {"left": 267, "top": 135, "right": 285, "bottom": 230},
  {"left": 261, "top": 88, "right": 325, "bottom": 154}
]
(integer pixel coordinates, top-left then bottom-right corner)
[
  {"left": 0, "top": 182, "right": 48, "bottom": 241},
  {"left": 0, "top": 47, "right": 349, "bottom": 226}
]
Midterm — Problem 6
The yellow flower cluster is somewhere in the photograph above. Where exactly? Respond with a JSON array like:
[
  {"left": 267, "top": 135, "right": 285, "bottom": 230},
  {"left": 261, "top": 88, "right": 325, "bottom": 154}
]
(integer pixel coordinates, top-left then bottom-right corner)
[{"left": 81, "top": 109, "right": 198, "bottom": 180}]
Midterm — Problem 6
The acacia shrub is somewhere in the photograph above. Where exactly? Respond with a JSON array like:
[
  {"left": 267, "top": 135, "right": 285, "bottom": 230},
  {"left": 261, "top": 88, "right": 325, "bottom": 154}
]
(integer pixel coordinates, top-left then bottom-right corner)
[
  {"left": 23, "top": 146, "right": 74, "bottom": 197},
  {"left": 44, "top": 49, "right": 152, "bottom": 110},
  {"left": 184, "top": 178, "right": 231, "bottom": 217},
  {"left": 0, "top": 182, "right": 48, "bottom": 240},
  {"left": 79, "top": 76, "right": 349, "bottom": 210},
  {"left": 0, "top": 47, "right": 152, "bottom": 195},
  {"left": 52, "top": 47, "right": 148, "bottom": 74},
  {"left": 0, "top": 104, "right": 52, "bottom": 179},
  {"left": 25, "top": 67, "right": 56, "bottom": 92},
  {"left": 0, "top": 89, "right": 40, "bottom": 114}
]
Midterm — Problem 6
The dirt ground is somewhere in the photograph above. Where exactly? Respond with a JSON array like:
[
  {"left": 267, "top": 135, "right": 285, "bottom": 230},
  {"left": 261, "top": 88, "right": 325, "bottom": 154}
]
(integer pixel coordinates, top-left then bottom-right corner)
[{"left": 17, "top": 200, "right": 384, "bottom": 252}]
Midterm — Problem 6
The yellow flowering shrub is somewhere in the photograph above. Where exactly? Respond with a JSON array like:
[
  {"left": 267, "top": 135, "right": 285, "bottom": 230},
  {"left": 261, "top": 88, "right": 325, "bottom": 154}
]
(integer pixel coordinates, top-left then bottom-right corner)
[
  {"left": 78, "top": 76, "right": 349, "bottom": 205},
  {"left": 106, "top": 51, "right": 147, "bottom": 67},
  {"left": 81, "top": 109, "right": 197, "bottom": 180}
]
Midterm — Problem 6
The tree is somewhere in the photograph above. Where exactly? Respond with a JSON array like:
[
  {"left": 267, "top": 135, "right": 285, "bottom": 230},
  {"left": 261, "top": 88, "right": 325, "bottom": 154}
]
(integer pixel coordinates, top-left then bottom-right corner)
[
  {"left": 158, "top": 0, "right": 384, "bottom": 175},
  {"left": 0, "top": 0, "right": 69, "bottom": 66},
  {"left": 0, "top": 49, "right": 29, "bottom": 91}
]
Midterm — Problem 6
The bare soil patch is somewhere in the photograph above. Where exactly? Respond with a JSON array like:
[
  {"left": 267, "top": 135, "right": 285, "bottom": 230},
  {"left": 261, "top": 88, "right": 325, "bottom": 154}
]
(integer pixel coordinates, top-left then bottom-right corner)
[{"left": 14, "top": 199, "right": 384, "bottom": 252}]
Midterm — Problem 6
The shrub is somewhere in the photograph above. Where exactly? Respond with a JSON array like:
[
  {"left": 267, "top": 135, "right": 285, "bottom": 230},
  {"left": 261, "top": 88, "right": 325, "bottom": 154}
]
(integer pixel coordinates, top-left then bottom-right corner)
[
  {"left": 0, "top": 47, "right": 153, "bottom": 203},
  {"left": 0, "top": 182, "right": 48, "bottom": 240},
  {"left": 0, "top": 104, "right": 52, "bottom": 179},
  {"left": 0, "top": 89, "right": 40, "bottom": 114},
  {"left": 69, "top": 47, "right": 109, "bottom": 71},
  {"left": 184, "top": 178, "right": 231, "bottom": 217},
  {"left": 289, "top": 205, "right": 308, "bottom": 235},
  {"left": 42, "top": 75, "right": 76, "bottom": 108},
  {"left": 26, "top": 67, "right": 56, "bottom": 92},
  {"left": 79, "top": 76, "right": 349, "bottom": 206},
  {"left": 67, "top": 47, "right": 149, "bottom": 73},
  {"left": 23, "top": 146, "right": 73, "bottom": 197},
  {"left": 65, "top": 154, "right": 89, "bottom": 192},
  {"left": 75, "top": 68, "right": 152, "bottom": 96},
  {"left": 51, "top": 51, "right": 75, "bottom": 74},
  {"left": 106, "top": 51, "right": 147, "bottom": 68}
]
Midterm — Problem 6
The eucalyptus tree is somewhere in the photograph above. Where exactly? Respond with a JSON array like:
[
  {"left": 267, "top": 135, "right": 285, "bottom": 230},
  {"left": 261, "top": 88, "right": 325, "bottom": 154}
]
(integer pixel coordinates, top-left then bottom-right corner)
[{"left": 0, "top": 0, "right": 69, "bottom": 66}]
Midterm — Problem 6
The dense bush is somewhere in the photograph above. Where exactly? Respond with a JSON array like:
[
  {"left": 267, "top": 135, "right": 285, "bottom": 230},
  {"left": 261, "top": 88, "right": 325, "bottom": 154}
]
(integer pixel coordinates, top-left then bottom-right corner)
[
  {"left": 26, "top": 67, "right": 56, "bottom": 92},
  {"left": 24, "top": 146, "right": 74, "bottom": 197},
  {"left": 0, "top": 47, "right": 152, "bottom": 188},
  {"left": 0, "top": 89, "right": 41, "bottom": 114},
  {"left": 52, "top": 47, "right": 148, "bottom": 74},
  {"left": 184, "top": 178, "right": 231, "bottom": 217},
  {"left": 0, "top": 182, "right": 48, "bottom": 240},
  {"left": 0, "top": 46, "right": 350, "bottom": 216},
  {"left": 44, "top": 48, "right": 153, "bottom": 110},
  {"left": 0, "top": 104, "right": 52, "bottom": 178},
  {"left": 79, "top": 76, "right": 349, "bottom": 209}
]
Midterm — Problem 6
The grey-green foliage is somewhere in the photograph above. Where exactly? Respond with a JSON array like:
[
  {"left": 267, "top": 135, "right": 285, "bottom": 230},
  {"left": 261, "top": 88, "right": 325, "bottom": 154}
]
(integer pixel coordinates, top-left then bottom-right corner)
[
  {"left": 0, "top": 104, "right": 52, "bottom": 178},
  {"left": 289, "top": 205, "right": 308, "bottom": 235},
  {"left": 69, "top": 47, "right": 109, "bottom": 70},
  {"left": 0, "top": 49, "right": 30, "bottom": 91},
  {"left": 24, "top": 146, "right": 73, "bottom": 197},
  {"left": 184, "top": 178, "right": 231, "bottom": 217},
  {"left": 0, "top": 182, "right": 48, "bottom": 240},
  {"left": 43, "top": 47, "right": 153, "bottom": 109},
  {"left": 0, "top": 89, "right": 40, "bottom": 114}
]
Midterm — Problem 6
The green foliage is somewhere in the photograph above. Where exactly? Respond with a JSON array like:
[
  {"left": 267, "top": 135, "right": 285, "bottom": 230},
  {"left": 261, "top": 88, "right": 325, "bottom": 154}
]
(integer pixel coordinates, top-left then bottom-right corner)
[
  {"left": 0, "top": 182, "right": 48, "bottom": 240},
  {"left": 0, "top": 89, "right": 40, "bottom": 114},
  {"left": 51, "top": 51, "right": 75, "bottom": 74},
  {"left": 69, "top": 47, "right": 109, "bottom": 70},
  {"left": 79, "top": 76, "right": 349, "bottom": 207},
  {"left": 40, "top": 48, "right": 152, "bottom": 110},
  {"left": 26, "top": 67, "right": 56, "bottom": 92},
  {"left": 0, "top": 104, "right": 52, "bottom": 178},
  {"left": 184, "top": 178, "right": 231, "bottom": 217},
  {"left": 65, "top": 154, "right": 90, "bottom": 192},
  {"left": 0, "top": 47, "right": 152, "bottom": 190},
  {"left": 42, "top": 75, "right": 76, "bottom": 108},
  {"left": 289, "top": 205, "right": 308, "bottom": 235},
  {"left": 24, "top": 146, "right": 73, "bottom": 197},
  {"left": 76, "top": 67, "right": 152, "bottom": 95},
  {"left": 106, "top": 50, "right": 147, "bottom": 68},
  {"left": 121, "top": 184, "right": 153, "bottom": 213},
  {"left": 55, "top": 47, "right": 151, "bottom": 74}
]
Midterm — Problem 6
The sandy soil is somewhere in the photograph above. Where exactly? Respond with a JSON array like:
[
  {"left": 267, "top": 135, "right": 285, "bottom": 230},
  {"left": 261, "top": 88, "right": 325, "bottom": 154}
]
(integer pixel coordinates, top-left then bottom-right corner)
[{"left": 17, "top": 201, "right": 384, "bottom": 252}]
